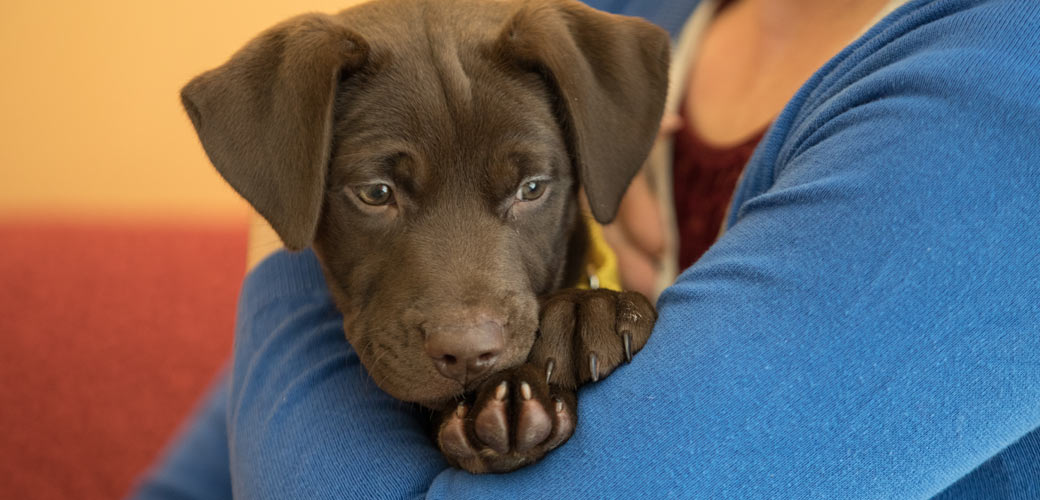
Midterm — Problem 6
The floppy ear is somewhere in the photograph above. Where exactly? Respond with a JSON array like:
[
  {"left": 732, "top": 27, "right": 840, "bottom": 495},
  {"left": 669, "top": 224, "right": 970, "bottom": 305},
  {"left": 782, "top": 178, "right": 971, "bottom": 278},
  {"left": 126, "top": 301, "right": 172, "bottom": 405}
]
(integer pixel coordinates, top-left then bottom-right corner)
[
  {"left": 497, "top": 0, "right": 670, "bottom": 223},
  {"left": 181, "top": 13, "right": 368, "bottom": 250}
]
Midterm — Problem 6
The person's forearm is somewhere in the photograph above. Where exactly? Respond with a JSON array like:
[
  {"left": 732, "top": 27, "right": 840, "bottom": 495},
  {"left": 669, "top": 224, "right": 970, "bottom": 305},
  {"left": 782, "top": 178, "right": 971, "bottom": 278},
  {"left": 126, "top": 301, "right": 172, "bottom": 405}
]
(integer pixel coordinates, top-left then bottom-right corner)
[{"left": 226, "top": 250, "right": 448, "bottom": 499}]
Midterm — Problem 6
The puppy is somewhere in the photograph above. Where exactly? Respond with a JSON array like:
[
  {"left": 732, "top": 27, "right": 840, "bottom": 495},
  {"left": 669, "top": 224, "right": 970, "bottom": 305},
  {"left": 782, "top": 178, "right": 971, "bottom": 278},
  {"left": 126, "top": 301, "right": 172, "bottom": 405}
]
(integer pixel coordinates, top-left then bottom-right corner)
[{"left": 181, "top": 0, "right": 668, "bottom": 473}]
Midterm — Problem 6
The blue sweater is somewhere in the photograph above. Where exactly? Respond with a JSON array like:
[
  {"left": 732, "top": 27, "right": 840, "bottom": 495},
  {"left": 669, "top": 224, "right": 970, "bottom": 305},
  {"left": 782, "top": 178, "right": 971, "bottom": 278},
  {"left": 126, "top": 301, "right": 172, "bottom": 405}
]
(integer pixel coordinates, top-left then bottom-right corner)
[{"left": 133, "top": 0, "right": 1040, "bottom": 498}]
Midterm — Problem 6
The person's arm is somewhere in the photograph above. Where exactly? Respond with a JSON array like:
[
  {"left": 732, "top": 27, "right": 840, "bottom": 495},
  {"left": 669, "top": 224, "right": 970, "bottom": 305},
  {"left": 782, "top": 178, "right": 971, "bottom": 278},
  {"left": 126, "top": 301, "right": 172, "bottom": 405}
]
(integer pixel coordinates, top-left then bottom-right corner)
[
  {"left": 220, "top": 1, "right": 1040, "bottom": 498},
  {"left": 428, "top": 0, "right": 1040, "bottom": 497},
  {"left": 225, "top": 249, "right": 447, "bottom": 499},
  {"left": 129, "top": 239, "right": 449, "bottom": 500}
]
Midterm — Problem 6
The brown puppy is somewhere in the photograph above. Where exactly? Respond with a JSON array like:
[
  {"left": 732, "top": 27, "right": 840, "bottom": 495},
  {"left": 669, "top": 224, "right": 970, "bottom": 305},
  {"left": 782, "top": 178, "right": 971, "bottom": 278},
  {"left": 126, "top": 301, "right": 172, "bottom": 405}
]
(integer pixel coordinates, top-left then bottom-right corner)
[{"left": 181, "top": 0, "right": 668, "bottom": 473}]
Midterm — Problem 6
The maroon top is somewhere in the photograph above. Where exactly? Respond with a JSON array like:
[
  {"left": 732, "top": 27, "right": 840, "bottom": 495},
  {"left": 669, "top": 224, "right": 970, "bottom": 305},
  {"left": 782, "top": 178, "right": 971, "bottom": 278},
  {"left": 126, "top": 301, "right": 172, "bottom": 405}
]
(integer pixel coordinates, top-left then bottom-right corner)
[{"left": 672, "top": 103, "right": 768, "bottom": 269}]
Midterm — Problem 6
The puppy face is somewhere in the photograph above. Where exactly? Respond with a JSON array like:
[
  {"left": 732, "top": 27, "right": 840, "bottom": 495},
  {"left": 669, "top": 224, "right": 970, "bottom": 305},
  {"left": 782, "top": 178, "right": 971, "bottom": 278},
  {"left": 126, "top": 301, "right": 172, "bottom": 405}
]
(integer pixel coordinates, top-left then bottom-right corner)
[
  {"left": 180, "top": 0, "right": 669, "bottom": 407},
  {"left": 315, "top": 54, "right": 581, "bottom": 404}
]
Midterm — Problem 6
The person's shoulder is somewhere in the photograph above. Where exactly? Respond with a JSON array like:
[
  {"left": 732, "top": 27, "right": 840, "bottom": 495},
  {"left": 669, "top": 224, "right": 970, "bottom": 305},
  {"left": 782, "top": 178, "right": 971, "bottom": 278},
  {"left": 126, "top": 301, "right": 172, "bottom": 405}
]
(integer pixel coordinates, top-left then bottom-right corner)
[
  {"left": 770, "top": 0, "right": 1040, "bottom": 165},
  {"left": 729, "top": 0, "right": 1040, "bottom": 223},
  {"left": 852, "top": 0, "right": 1039, "bottom": 71},
  {"left": 804, "top": 0, "right": 1040, "bottom": 113}
]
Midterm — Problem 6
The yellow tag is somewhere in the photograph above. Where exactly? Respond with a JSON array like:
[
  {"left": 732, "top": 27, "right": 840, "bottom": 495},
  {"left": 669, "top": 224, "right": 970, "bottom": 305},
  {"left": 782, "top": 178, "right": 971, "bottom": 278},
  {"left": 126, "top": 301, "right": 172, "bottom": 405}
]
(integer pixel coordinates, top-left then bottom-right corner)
[{"left": 577, "top": 217, "right": 621, "bottom": 291}]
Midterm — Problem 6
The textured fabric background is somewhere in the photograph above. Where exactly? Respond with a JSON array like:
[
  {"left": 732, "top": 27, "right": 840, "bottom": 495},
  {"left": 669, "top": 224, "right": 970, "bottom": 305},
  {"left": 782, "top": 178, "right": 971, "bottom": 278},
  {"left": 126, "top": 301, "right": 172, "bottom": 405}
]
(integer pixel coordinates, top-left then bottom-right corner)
[{"left": 0, "top": 222, "right": 244, "bottom": 499}]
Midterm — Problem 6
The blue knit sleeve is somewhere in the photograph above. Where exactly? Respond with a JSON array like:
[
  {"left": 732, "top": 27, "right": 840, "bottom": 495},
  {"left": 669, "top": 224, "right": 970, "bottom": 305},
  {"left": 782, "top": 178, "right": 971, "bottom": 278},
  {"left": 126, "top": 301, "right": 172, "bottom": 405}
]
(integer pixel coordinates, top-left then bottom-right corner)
[
  {"left": 225, "top": 250, "right": 448, "bottom": 499},
  {"left": 428, "top": 0, "right": 1040, "bottom": 497}
]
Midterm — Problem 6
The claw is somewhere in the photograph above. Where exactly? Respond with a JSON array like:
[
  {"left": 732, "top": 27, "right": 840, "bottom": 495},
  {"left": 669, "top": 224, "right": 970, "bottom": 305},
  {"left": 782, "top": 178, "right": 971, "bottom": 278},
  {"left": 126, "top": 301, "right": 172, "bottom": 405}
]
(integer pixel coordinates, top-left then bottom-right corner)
[
  {"left": 456, "top": 402, "right": 467, "bottom": 418},
  {"left": 589, "top": 352, "right": 599, "bottom": 382},
  {"left": 520, "top": 382, "right": 532, "bottom": 400},
  {"left": 554, "top": 397, "right": 564, "bottom": 413},
  {"left": 545, "top": 358, "right": 555, "bottom": 384},
  {"left": 494, "top": 381, "right": 508, "bottom": 400},
  {"left": 623, "top": 332, "right": 632, "bottom": 363}
]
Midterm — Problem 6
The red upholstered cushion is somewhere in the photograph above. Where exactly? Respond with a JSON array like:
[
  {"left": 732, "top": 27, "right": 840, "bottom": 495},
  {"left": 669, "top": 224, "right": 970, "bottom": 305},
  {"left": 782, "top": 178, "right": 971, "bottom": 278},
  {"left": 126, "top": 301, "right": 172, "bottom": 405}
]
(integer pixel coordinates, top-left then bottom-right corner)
[{"left": 0, "top": 221, "right": 245, "bottom": 499}]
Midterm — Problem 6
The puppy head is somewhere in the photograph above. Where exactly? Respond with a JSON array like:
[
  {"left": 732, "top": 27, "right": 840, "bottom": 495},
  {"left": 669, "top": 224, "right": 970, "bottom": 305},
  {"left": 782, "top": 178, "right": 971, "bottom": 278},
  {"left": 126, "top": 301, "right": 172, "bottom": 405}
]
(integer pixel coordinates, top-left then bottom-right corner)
[{"left": 181, "top": 0, "right": 668, "bottom": 406}]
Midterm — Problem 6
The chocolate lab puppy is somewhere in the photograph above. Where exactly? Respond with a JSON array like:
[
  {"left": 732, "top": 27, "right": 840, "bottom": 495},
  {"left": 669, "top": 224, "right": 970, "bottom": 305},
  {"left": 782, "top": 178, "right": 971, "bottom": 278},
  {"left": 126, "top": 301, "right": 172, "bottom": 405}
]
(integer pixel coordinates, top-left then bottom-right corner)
[{"left": 181, "top": 0, "right": 668, "bottom": 473}]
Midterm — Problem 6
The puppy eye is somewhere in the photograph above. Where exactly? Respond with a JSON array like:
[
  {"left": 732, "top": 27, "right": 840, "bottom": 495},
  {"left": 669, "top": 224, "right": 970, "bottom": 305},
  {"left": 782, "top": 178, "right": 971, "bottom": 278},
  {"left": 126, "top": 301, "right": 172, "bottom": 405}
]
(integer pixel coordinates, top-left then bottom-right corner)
[
  {"left": 354, "top": 183, "right": 394, "bottom": 206},
  {"left": 516, "top": 180, "right": 548, "bottom": 202}
]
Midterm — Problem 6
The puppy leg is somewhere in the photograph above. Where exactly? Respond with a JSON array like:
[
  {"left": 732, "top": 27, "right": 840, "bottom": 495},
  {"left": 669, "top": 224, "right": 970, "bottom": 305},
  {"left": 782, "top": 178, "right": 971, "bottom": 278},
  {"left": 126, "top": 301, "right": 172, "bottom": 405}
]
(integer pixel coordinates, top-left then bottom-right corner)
[
  {"left": 531, "top": 288, "right": 657, "bottom": 389},
  {"left": 434, "top": 289, "right": 655, "bottom": 473}
]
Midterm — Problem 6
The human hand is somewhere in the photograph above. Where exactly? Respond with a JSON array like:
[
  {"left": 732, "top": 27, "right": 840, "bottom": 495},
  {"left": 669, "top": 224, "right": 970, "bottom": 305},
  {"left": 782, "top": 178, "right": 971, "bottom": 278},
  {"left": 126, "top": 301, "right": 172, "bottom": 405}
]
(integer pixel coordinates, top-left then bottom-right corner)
[{"left": 600, "top": 114, "right": 679, "bottom": 298}]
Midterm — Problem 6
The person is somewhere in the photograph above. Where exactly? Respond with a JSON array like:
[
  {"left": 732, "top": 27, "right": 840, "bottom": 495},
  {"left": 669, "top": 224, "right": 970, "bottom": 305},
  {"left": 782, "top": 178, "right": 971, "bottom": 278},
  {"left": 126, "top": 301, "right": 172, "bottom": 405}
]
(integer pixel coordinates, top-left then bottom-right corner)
[{"left": 132, "top": 0, "right": 1040, "bottom": 497}]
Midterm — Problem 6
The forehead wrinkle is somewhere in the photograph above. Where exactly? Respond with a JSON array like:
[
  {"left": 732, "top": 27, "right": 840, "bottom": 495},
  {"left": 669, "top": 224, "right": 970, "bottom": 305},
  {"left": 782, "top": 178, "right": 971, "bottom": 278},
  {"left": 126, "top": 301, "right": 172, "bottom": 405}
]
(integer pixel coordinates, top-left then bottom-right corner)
[{"left": 423, "top": 12, "right": 473, "bottom": 118}]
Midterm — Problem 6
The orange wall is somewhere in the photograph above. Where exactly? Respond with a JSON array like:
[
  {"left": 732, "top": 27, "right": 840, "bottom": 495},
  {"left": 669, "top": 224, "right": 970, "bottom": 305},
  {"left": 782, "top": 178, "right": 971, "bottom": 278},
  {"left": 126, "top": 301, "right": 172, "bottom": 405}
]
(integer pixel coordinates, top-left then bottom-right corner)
[{"left": 0, "top": 0, "right": 364, "bottom": 222}]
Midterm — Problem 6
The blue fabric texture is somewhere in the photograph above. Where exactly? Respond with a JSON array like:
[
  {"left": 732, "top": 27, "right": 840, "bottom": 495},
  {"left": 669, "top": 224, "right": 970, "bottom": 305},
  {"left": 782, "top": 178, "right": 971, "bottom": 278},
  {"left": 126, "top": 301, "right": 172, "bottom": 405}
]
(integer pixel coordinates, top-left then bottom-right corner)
[
  {"left": 130, "top": 0, "right": 1040, "bottom": 498},
  {"left": 581, "top": 0, "right": 699, "bottom": 38},
  {"left": 132, "top": 368, "right": 233, "bottom": 500},
  {"left": 226, "top": 254, "right": 447, "bottom": 499}
]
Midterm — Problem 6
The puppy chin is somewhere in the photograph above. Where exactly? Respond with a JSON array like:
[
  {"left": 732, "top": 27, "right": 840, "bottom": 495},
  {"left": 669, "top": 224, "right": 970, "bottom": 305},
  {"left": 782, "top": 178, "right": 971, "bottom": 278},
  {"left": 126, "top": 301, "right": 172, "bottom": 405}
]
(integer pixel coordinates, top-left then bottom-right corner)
[{"left": 383, "top": 377, "right": 464, "bottom": 408}]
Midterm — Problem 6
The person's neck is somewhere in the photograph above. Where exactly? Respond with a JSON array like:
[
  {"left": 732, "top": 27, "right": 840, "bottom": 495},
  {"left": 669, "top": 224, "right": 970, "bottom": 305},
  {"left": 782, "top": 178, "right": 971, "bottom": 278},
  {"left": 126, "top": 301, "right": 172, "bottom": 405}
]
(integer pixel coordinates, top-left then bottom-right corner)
[{"left": 742, "top": 0, "right": 889, "bottom": 44}]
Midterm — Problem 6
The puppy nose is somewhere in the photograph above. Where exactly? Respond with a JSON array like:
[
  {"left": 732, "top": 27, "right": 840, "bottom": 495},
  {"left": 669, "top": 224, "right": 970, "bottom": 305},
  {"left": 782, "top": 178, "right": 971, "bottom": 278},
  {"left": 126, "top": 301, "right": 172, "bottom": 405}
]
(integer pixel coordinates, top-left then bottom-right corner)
[{"left": 424, "top": 321, "right": 504, "bottom": 383}]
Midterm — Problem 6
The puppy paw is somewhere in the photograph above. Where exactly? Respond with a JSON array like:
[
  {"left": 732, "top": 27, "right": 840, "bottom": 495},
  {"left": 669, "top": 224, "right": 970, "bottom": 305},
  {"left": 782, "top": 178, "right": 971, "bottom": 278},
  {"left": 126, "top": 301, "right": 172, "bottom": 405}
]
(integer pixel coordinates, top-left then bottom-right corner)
[
  {"left": 436, "top": 363, "right": 575, "bottom": 474},
  {"left": 532, "top": 288, "right": 656, "bottom": 389}
]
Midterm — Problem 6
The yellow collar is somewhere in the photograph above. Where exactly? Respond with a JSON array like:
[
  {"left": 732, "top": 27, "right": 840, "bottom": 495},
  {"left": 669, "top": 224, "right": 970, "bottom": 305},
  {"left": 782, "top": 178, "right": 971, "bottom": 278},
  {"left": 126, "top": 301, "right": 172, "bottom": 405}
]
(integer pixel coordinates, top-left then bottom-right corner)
[{"left": 576, "top": 217, "right": 621, "bottom": 291}]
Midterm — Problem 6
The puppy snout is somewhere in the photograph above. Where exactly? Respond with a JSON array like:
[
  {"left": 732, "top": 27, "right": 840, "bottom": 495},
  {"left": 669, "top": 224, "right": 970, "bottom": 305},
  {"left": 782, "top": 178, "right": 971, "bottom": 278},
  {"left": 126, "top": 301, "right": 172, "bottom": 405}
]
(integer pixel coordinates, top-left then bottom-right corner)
[{"left": 424, "top": 320, "right": 505, "bottom": 383}]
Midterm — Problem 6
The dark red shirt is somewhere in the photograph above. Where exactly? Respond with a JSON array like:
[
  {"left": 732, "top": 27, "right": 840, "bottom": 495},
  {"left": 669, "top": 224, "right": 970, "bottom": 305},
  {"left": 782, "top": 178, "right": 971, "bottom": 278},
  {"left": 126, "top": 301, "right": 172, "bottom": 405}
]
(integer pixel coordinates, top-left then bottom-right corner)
[{"left": 672, "top": 104, "right": 767, "bottom": 270}]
